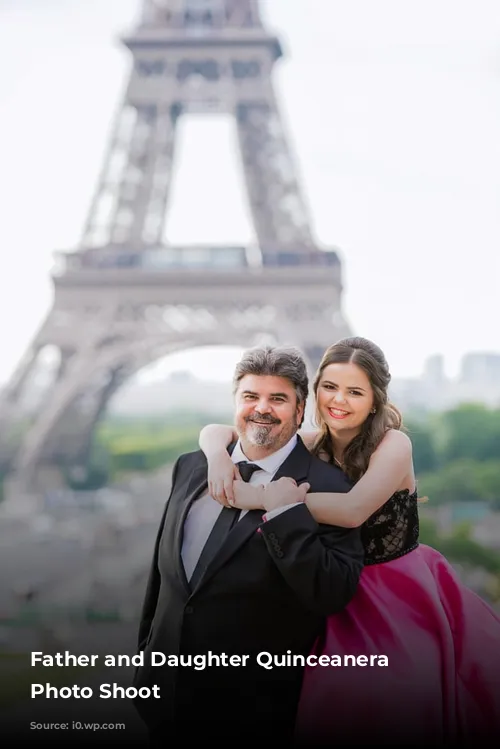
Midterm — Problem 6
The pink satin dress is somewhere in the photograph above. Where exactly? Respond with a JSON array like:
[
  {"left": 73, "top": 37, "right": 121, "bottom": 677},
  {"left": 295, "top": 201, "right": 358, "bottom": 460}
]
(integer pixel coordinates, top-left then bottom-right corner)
[{"left": 295, "top": 489, "right": 500, "bottom": 747}]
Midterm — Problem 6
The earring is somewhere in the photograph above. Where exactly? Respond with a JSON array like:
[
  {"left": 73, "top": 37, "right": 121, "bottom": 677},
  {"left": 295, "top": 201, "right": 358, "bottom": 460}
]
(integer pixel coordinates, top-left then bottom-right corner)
[{"left": 371, "top": 408, "right": 376, "bottom": 414}]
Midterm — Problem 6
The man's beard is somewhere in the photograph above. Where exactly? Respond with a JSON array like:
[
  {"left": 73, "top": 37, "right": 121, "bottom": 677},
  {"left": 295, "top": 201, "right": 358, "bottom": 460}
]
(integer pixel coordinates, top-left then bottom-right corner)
[
  {"left": 247, "top": 423, "right": 277, "bottom": 447},
  {"left": 243, "top": 414, "right": 298, "bottom": 449}
]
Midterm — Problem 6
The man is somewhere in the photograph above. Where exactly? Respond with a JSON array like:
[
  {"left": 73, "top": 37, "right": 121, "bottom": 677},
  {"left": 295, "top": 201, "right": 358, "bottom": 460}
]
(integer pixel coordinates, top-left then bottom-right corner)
[{"left": 133, "top": 346, "right": 364, "bottom": 747}]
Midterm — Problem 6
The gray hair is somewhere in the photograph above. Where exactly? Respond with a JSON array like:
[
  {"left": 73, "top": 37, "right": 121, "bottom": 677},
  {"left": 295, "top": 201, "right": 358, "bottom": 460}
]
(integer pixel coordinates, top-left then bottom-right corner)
[{"left": 233, "top": 345, "right": 309, "bottom": 421}]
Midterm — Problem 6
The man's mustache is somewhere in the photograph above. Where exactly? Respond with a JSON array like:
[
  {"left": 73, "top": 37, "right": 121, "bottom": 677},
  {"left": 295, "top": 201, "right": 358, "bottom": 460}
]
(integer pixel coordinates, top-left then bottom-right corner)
[{"left": 245, "top": 414, "right": 281, "bottom": 425}]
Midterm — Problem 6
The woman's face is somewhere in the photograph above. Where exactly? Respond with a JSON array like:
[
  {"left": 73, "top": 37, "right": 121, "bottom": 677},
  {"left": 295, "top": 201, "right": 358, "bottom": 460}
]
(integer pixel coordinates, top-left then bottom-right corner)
[{"left": 316, "top": 362, "right": 375, "bottom": 437}]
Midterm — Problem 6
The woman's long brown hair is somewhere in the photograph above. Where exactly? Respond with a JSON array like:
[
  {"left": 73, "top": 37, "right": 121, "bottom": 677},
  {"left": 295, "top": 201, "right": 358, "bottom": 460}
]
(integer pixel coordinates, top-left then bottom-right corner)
[{"left": 312, "top": 337, "right": 403, "bottom": 482}]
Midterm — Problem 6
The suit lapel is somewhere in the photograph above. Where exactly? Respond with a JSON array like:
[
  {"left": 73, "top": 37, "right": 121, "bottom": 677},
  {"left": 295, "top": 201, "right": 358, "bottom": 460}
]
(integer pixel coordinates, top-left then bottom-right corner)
[
  {"left": 174, "top": 463, "right": 208, "bottom": 595},
  {"left": 191, "top": 509, "right": 264, "bottom": 592}
]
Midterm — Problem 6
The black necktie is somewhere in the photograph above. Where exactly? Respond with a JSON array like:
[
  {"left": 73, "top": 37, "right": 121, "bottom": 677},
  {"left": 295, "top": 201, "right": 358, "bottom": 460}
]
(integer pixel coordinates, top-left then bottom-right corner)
[
  {"left": 236, "top": 461, "right": 262, "bottom": 482},
  {"left": 188, "top": 461, "right": 262, "bottom": 589}
]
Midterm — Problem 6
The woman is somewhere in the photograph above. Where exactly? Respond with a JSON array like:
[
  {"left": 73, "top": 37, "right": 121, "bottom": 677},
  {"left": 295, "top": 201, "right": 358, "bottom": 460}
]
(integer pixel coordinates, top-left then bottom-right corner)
[{"left": 199, "top": 337, "right": 500, "bottom": 747}]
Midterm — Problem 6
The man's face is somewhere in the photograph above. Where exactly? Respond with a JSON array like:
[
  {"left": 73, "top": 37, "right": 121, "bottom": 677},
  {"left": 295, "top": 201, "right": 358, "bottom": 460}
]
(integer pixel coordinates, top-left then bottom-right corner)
[{"left": 234, "top": 374, "right": 304, "bottom": 457}]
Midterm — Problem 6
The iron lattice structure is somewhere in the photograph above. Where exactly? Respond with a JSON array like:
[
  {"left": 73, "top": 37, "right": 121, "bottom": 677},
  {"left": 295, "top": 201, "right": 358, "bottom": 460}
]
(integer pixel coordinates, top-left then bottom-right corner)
[{"left": 0, "top": 0, "right": 351, "bottom": 490}]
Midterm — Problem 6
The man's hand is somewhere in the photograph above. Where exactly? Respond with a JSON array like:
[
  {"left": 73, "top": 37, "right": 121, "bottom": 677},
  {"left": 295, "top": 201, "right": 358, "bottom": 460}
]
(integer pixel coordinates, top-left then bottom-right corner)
[{"left": 262, "top": 477, "right": 310, "bottom": 512}]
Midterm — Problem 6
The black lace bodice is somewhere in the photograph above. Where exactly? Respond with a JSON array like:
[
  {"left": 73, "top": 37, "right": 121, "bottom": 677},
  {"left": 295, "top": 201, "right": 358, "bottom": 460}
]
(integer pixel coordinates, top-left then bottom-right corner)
[{"left": 361, "top": 488, "right": 419, "bottom": 565}]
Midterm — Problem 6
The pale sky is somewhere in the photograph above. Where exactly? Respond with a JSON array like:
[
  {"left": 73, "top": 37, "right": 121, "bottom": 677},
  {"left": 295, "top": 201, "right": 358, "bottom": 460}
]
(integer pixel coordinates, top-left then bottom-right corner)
[{"left": 0, "top": 0, "right": 499, "bottom": 385}]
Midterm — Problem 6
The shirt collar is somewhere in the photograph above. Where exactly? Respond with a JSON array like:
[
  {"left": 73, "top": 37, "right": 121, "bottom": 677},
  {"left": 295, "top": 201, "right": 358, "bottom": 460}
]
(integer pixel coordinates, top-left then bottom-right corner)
[{"left": 231, "top": 434, "right": 298, "bottom": 475}]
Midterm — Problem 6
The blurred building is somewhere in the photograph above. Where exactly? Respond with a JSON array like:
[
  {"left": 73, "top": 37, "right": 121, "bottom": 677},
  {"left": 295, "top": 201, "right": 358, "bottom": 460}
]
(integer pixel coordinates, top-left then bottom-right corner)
[
  {"left": 459, "top": 353, "right": 500, "bottom": 385},
  {"left": 389, "top": 352, "right": 500, "bottom": 414}
]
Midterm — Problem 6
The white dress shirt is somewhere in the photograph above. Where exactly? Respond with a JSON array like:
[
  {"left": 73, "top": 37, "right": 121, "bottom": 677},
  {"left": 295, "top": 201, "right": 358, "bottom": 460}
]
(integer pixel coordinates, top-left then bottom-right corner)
[{"left": 181, "top": 435, "right": 300, "bottom": 581}]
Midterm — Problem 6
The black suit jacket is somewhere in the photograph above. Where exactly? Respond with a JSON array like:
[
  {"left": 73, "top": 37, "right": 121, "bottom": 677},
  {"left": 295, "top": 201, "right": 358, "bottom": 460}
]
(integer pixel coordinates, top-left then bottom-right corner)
[{"left": 133, "top": 437, "right": 364, "bottom": 744}]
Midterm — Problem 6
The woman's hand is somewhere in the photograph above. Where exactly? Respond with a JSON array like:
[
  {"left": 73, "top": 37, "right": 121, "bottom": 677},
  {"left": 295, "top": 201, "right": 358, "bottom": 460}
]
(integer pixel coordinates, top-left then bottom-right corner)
[
  {"left": 208, "top": 452, "right": 241, "bottom": 506},
  {"left": 262, "top": 477, "right": 310, "bottom": 513},
  {"left": 230, "top": 481, "right": 266, "bottom": 511}
]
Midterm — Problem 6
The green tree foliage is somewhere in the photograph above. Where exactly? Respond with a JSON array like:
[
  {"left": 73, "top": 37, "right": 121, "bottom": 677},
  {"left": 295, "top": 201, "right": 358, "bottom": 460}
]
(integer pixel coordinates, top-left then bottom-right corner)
[
  {"left": 404, "top": 419, "right": 438, "bottom": 473},
  {"left": 106, "top": 427, "right": 200, "bottom": 474},
  {"left": 403, "top": 404, "right": 500, "bottom": 509},
  {"left": 434, "top": 404, "right": 500, "bottom": 464},
  {"left": 419, "top": 516, "right": 500, "bottom": 575},
  {"left": 408, "top": 404, "right": 500, "bottom": 583},
  {"left": 94, "top": 412, "right": 231, "bottom": 480},
  {"left": 418, "top": 459, "right": 500, "bottom": 506}
]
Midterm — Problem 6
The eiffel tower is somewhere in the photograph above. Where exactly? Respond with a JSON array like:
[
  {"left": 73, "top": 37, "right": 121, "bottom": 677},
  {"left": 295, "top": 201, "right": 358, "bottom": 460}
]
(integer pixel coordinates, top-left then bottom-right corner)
[{"left": 0, "top": 0, "right": 351, "bottom": 493}]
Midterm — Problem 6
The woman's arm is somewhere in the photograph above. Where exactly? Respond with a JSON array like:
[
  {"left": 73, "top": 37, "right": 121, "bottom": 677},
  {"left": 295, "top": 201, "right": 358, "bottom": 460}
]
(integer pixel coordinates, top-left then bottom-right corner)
[
  {"left": 198, "top": 424, "right": 320, "bottom": 505},
  {"left": 199, "top": 423, "right": 237, "bottom": 457},
  {"left": 266, "top": 430, "right": 414, "bottom": 528},
  {"left": 199, "top": 423, "right": 240, "bottom": 505}
]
